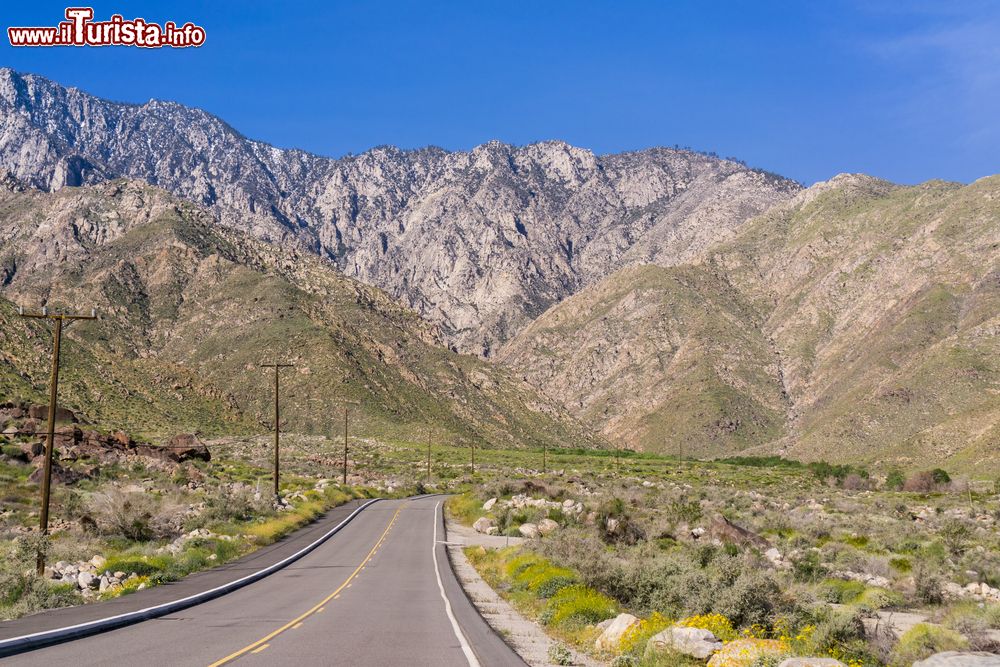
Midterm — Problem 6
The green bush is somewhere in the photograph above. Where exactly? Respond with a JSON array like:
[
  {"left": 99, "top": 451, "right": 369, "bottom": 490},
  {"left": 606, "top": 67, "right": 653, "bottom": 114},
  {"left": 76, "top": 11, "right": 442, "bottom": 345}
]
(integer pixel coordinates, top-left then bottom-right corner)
[
  {"left": 885, "top": 469, "right": 905, "bottom": 491},
  {"left": 1, "top": 445, "right": 27, "bottom": 462},
  {"left": 510, "top": 558, "right": 579, "bottom": 598},
  {"left": 930, "top": 468, "right": 951, "bottom": 485},
  {"left": 713, "top": 568, "right": 780, "bottom": 628},
  {"left": 855, "top": 586, "right": 903, "bottom": 611},
  {"left": 542, "top": 584, "right": 617, "bottom": 627},
  {"left": 101, "top": 554, "right": 174, "bottom": 578},
  {"left": 809, "top": 608, "right": 866, "bottom": 651},
  {"left": 819, "top": 578, "right": 865, "bottom": 604},
  {"left": 891, "top": 623, "right": 967, "bottom": 666}
]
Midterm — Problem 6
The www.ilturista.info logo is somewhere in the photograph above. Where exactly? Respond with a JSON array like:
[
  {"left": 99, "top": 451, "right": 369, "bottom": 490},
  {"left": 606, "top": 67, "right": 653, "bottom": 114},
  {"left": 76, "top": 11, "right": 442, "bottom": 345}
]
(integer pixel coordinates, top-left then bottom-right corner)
[{"left": 8, "top": 7, "right": 205, "bottom": 48}]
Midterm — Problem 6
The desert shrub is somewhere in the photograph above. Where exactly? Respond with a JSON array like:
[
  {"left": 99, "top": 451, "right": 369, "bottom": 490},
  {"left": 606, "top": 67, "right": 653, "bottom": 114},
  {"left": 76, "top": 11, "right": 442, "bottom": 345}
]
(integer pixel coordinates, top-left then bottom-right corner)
[
  {"left": 547, "top": 644, "right": 573, "bottom": 665},
  {"left": 820, "top": 578, "right": 866, "bottom": 604},
  {"left": 542, "top": 584, "right": 617, "bottom": 627},
  {"left": 885, "top": 469, "right": 905, "bottom": 491},
  {"left": 841, "top": 473, "right": 869, "bottom": 491},
  {"left": 939, "top": 520, "right": 971, "bottom": 556},
  {"left": 855, "top": 586, "right": 903, "bottom": 611},
  {"left": 597, "top": 498, "right": 645, "bottom": 545},
  {"left": 678, "top": 612, "right": 738, "bottom": 641},
  {"left": 942, "top": 605, "right": 993, "bottom": 650},
  {"left": 930, "top": 468, "right": 951, "bottom": 485},
  {"left": 791, "top": 550, "right": 826, "bottom": 582},
  {"left": 1, "top": 445, "right": 27, "bottom": 462},
  {"left": 204, "top": 483, "right": 269, "bottom": 523},
  {"left": 888, "top": 556, "right": 912, "bottom": 573},
  {"left": 890, "top": 623, "right": 967, "bottom": 666},
  {"left": 713, "top": 567, "right": 780, "bottom": 628},
  {"left": 100, "top": 553, "right": 174, "bottom": 578},
  {"left": 666, "top": 497, "right": 703, "bottom": 526},
  {"left": 0, "top": 536, "right": 78, "bottom": 619},
  {"left": 809, "top": 609, "right": 866, "bottom": 654},
  {"left": 619, "top": 611, "right": 672, "bottom": 656},
  {"left": 86, "top": 489, "right": 160, "bottom": 541},
  {"left": 913, "top": 564, "right": 945, "bottom": 605},
  {"left": 808, "top": 461, "right": 868, "bottom": 485},
  {"left": 509, "top": 557, "right": 578, "bottom": 598}
]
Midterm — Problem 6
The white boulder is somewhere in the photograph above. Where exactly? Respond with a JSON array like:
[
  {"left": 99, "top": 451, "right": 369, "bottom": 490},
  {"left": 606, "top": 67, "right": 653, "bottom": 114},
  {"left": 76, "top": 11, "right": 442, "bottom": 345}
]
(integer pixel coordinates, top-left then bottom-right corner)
[
  {"left": 595, "top": 613, "right": 640, "bottom": 651},
  {"left": 537, "top": 518, "right": 559, "bottom": 535},
  {"left": 472, "top": 517, "right": 495, "bottom": 534},
  {"left": 518, "top": 523, "right": 539, "bottom": 538},
  {"left": 646, "top": 626, "right": 723, "bottom": 660}
]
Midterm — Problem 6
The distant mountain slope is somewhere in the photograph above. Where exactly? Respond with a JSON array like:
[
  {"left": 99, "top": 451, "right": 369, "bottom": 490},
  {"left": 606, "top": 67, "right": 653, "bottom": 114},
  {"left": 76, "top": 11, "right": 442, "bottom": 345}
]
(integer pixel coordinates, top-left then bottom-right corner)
[
  {"left": 0, "top": 177, "right": 594, "bottom": 449},
  {"left": 0, "top": 68, "right": 801, "bottom": 355},
  {"left": 712, "top": 174, "right": 1000, "bottom": 467},
  {"left": 502, "top": 174, "right": 1000, "bottom": 468},
  {"left": 498, "top": 263, "right": 788, "bottom": 456}
]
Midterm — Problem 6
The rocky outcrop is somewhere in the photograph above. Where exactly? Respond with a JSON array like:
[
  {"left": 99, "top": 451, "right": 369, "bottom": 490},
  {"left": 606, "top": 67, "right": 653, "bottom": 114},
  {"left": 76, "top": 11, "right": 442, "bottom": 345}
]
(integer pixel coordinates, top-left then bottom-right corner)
[{"left": 164, "top": 434, "right": 211, "bottom": 462}]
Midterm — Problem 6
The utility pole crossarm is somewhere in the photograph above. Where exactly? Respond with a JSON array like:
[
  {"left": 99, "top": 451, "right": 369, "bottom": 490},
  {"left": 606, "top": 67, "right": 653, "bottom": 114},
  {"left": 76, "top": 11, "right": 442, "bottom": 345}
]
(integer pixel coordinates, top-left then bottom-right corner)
[{"left": 17, "top": 305, "right": 97, "bottom": 575}]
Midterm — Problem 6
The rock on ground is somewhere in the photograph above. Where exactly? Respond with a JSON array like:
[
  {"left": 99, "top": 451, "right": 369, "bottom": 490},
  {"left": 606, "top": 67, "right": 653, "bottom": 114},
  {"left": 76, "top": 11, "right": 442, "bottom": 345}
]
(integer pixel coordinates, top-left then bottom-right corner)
[
  {"left": 594, "top": 613, "right": 640, "bottom": 651},
  {"left": 472, "top": 517, "right": 495, "bottom": 534},
  {"left": 913, "top": 653, "right": 1000, "bottom": 666},
  {"left": 537, "top": 518, "right": 559, "bottom": 535},
  {"left": 646, "top": 626, "right": 723, "bottom": 660},
  {"left": 518, "top": 523, "right": 539, "bottom": 538},
  {"left": 778, "top": 658, "right": 847, "bottom": 667},
  {"left": 707, "top": 639, "right": 787, "bottom": 667}
]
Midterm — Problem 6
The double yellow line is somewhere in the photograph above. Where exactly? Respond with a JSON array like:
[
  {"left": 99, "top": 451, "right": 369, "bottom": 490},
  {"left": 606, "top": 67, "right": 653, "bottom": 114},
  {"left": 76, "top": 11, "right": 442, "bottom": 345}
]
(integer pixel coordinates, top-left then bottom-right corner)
[{"left": 207, "top": 503, "right": 404, "bottom": 666}]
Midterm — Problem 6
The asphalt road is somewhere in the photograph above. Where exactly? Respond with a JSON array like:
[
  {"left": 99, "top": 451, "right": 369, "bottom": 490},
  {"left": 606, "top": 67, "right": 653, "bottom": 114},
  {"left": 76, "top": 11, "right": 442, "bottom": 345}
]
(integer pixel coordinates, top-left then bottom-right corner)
[{"left": 6, "top": 497, "right": 526, "bottom": 666}]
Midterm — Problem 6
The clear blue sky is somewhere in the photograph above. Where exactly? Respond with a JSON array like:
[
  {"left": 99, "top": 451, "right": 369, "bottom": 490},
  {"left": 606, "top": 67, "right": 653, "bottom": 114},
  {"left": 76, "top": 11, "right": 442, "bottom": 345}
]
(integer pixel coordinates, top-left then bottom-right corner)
[{"left": 2, "top": 1, "right": 998, "bottom": 185}]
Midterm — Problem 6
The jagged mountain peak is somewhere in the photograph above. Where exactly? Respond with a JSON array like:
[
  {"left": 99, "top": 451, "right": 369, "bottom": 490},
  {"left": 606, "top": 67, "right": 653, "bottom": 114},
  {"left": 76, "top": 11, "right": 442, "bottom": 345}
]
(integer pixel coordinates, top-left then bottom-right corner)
[{"left": 0, "top": 70, "right": 801, "bottom": 354}]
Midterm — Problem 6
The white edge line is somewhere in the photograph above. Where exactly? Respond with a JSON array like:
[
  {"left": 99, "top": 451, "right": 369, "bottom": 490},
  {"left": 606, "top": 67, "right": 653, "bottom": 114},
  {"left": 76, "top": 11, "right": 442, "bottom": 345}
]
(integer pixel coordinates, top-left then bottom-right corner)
[
  {"left": 432, "top": 499, "right": 481, "bottom": 667},
  {"left": 0, "top": 498, "right": 381, "bottom": 655}
]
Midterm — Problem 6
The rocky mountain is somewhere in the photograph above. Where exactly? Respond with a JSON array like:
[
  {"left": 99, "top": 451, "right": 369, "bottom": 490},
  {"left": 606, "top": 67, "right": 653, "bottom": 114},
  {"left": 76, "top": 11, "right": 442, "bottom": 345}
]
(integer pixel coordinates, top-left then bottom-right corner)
[
  {"left": 0, "top": 68, "right": 801, "bottom": 355},
  {"left": 0, "top": 176, "right": 594, "bottom": 450},
  {"left": 502, "top": 175, "right": 1000, "bottom": 468}
]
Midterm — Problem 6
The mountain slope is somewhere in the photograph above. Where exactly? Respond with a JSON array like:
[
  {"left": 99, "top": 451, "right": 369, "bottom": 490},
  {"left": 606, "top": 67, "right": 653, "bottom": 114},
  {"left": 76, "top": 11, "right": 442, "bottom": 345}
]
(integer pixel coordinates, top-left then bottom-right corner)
[
  {"left": 711, "top": 174, "right": 1000, "bottom": 467},
  {"left": 498, "top": 263, "right": 788, "bottom": 456},
  {"left": 0, "top": 69, "right": 801, "bottom": 355},
  {"left": 502, "top": 174, "right": 1000, "bottom": 467},
  {"left": 0, "top": 176, "right": 594, "bottom": 449}
]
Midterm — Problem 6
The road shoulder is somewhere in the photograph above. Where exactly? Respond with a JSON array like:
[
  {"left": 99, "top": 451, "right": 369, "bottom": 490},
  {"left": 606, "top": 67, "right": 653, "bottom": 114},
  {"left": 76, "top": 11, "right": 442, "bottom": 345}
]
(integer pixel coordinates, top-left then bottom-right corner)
[{"left": 445, "top": 517, "right": 603, "bottom": 667}]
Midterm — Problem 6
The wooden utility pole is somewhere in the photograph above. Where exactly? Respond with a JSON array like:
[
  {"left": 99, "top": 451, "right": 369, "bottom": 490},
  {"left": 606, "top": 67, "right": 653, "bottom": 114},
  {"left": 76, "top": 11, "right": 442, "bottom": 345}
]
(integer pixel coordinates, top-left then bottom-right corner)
[
  {"left": 425, "top": 427, "right": 432, "bottom": 481},
  {"left": 19, "top": 305, "right": 96, "bottom": 574},
  {"left": 470, "top": 441, "right": 475, "bottom": 475},
  {"left": 261, "top": 362, "right": 293, "bottom": 498},
  {"left": 542, "top": 441, "right": 547, "bottom": 475},
  {"left": 341, "top": 400, "right": 361, "bottom": 485}
]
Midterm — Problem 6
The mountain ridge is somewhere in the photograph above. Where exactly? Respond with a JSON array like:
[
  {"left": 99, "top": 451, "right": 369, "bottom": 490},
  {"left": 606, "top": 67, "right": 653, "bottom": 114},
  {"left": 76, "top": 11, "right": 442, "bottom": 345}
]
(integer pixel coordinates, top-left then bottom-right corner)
[
  {"left": 0, "top": 175, "right": 595, "bottom": 450},
  {"left": 0, "top": 68, "right": 801, "bottom": 355}
]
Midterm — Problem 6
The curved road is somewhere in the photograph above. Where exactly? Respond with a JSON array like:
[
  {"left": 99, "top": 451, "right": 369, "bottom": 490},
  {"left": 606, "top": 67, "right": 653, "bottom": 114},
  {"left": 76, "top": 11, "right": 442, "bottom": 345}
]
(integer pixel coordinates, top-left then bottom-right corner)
[{"left": 9, "top": 497, "right": 525, "bottom": 666}]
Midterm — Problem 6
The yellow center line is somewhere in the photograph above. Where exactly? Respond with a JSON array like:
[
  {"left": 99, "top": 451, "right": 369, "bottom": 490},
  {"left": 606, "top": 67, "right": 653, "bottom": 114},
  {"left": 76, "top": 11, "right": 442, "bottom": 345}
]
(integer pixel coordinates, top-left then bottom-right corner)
[{"left": 206, "top": 503, "right": 404, "bottom": 667}]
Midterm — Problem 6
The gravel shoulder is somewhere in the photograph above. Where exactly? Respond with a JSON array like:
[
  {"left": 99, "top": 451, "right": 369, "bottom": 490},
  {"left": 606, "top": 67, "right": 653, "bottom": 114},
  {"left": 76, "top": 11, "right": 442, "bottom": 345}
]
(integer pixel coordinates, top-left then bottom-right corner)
[{"left": 446, "top": 518, "right": 604, "bottom": 667}]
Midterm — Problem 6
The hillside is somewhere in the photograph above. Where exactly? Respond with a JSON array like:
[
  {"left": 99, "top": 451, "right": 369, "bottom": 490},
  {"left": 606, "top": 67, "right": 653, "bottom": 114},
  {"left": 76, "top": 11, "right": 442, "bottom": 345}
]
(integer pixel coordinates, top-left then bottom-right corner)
[
  {"left": 0, "top": 69, "right": 800, "bottom": 355},
  {"left": 0, "top": 176, "right": 594, "bottom": 449},
  {"left": 498, "top": 263, "right": 787, "bottom": 456},
  {"left": 502, "top": 175, "right": 1000, "bottom": 468}
]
